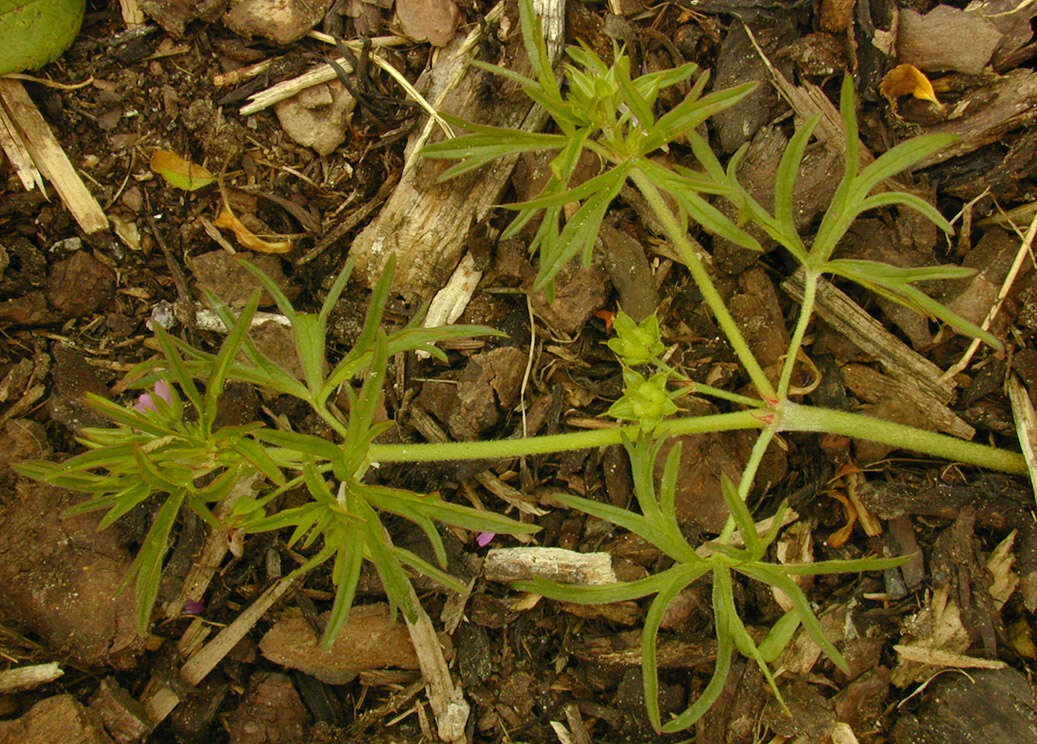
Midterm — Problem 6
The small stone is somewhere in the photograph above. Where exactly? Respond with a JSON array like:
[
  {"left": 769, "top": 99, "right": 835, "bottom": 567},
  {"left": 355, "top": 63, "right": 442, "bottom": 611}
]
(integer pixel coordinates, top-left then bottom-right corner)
[
  {"left": 273, "top": 81, "right": 355, "bottom": 156},
  {"left": 223, "top": 0, "right": 334, "bottom": 45},
  {"left": 395, "top": 0, "right": 460, "bottom": 46},
  {"left": 187, "top": 250, "right": 291, "bottom": 309}
]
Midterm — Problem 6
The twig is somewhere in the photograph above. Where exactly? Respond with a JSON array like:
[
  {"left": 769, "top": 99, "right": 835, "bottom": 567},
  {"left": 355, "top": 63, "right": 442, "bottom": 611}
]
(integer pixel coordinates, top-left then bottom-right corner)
[
  {"left": 238, "top": 36, "right": 408, "bottom": 116},
  {"left": 212, "top": 58, "right": 278, "bottom": 88},
  {"left": 298, "top": 170, "right": 399, "bottom": 265},
  {"left": 939, "top": 209, "right": 1037, "bottom": 382}
]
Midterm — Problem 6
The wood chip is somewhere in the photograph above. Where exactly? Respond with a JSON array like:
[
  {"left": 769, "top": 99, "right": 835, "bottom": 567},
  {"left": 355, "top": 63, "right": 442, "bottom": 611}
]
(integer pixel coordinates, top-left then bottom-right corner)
[
  {"left": 0, "top": 662, "right": 63, "bottom": 694},
  {"left": 893, "top": 644, "right": 1007, "bottom": 670},
  {"left": 571, "top": 630, "right": 716, "bottom": 668},
  {"left": 349, "top": 0, "right": 565, "bottom": 295},
  {"left": 841, "top": 364, "right": 974, "bottom": 439},
  {"left": 897, "top": 6, "right": 1002, "bottom": 74},
  {"left": 483, "top": 547, "right": 617, "bottom": 585},
  {"left": 404, "top": 599, "right": 469, "bottom": 743},
  {"left": 915, "top": 69, "right": 1037, "bottom": 170},
  {"left": 0, "top": 79, "right": 108, "bottom": 234}
]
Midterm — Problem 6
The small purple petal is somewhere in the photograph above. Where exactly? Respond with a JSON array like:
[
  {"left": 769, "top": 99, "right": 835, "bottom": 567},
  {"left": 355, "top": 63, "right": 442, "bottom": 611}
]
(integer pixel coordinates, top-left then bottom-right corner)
[
  {"left": 134, "top": 381, "right": 172, "bottom": 413},
  {"left": 133, "top": 392, "right": 156, "bottom": 413},
  {"left": 153, "top": 379, "right": 173, "bottom": 404},
  {"left": 476, "top": 531, "right": 495, "bottom": 547},
  {"left": 183, "top": 599, "right": 205, "bottom": 615}
]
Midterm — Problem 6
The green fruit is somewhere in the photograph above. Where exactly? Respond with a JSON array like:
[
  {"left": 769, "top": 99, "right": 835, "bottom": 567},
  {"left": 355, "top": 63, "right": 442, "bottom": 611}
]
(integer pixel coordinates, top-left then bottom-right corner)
[{"left": 0, "top": 0, "right": 86, "bottom": 75}]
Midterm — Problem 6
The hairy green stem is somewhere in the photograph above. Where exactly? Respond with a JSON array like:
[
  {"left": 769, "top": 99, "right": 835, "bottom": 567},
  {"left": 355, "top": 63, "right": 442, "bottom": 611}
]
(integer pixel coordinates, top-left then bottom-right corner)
[
  {"left": 777, "top": 269, "right": 818, "bottom": 399},
  {"left": 369, "top": 402, "right": 1025, "bottom": 476},
  {"left": 369, "top": 409, "right": 765, "bottom": 463},
  {"left": 718, "top": 425, "right": 778, "bottom": 544},
  {"left": 628, "top": 167, "right": 777, "bottom": 402},
  {"left": 779, "top": 401, "right": 1027, "bottom": 474}
]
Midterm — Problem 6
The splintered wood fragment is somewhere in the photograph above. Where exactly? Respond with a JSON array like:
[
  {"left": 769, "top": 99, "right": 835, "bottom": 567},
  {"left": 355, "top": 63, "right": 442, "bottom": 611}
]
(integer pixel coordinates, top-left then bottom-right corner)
[
  {"left": 404, "top": 590, "right": 469, "bottom": 743},
  {"left": 783, "top": 271, "right": 954, "bottom": 403},
  {"left": 0, "top": 662, "right": 63, "bottom": 694},
  {"left": 893, "top": 644, "right": 1006, "bottom": 669},
  {"left": 0, "top": 101, "right": 44, "bottom": 191},
  {"left": 119, "top": 0, "right": 146, "bottom": 25},
  {"left": 1008, "top": 374, "right": 1037, "bottom": 506},
  {"left": 349, "top": 0, "right": 566, "bottom": 295},
  {"left": 0, "top": 79, "right": 108, "bottom": 233},
  {"left": 841, "top": 363, "right": 974, "bottom": 439},
  {"left": 483, "top": 547, "right": 617, "bottom": 585},
  {"left": 423, "top": 251, "right": 483, "bottom": 331},
  {"left": 415, "top": 251, "right": 483, "bottom": 360}
]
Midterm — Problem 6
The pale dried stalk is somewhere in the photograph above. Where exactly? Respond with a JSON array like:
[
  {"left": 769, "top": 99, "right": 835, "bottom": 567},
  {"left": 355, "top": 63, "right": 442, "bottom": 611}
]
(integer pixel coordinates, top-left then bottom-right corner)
[
  {"left": 238, "top": 36, "right": 408, "bottom": 115},
  {"left": 940, "top": 209, "right": 1037, "bottom": 382}
]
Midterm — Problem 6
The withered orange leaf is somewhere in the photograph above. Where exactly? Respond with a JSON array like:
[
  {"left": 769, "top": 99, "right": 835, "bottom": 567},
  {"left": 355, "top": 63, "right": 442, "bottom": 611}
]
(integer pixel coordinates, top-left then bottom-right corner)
[
  {"left": 213, "top": 209, "right": 294, "bottom": 254},
  {"left": 879, "top": 64, "right": 940, "bottom": 104}
]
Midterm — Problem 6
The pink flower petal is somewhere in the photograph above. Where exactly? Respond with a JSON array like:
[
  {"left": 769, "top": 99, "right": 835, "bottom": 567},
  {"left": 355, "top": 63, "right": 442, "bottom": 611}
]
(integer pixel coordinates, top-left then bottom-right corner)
[
  {"left": 133, "top": 392, "right": 156, "bottom": 413},
  {"left": 476, "top": 531, "right": 495, "bottom": 547},
  {"left": 153, "top": 379, "right": 173, "bottom": 404},
  {"left": 133, "top": 381, "right": 172, "bottom": 413}
]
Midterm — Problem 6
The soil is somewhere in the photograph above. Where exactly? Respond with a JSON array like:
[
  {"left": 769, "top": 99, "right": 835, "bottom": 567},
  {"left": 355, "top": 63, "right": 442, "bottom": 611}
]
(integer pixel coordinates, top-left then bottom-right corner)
[{"left": 2, "top": 1, "right": 1037, "bottom": 743}]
